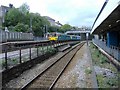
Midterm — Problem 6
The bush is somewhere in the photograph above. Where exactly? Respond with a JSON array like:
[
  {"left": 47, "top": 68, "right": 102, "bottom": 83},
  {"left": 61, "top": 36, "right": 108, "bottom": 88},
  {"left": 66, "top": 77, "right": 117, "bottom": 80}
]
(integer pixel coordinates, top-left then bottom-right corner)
[
  {"left": 96, "top": 51, "right": 100, "bottom": 57},
  {"left": 85, "top": 67, "right": 92, "bottom": 74},
  {"left": 0, "top": 26, "right": 5, "bottom": 30},
  {"left": 14, "top": 23, "right": 29, "bottom": 32},
  {"left": 8, "top": 26, "right": 15, "bottom": 31},
  {"left": 47, "top": 47, "right": 56, "bottom": 53},
  {"left": 100, "top": 56, "right": 107, "bottom": 64}
]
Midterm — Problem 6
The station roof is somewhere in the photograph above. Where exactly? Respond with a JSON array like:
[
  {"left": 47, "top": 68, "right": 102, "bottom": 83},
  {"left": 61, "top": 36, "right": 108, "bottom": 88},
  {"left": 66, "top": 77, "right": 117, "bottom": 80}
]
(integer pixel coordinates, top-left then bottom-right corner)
[{"left": 91, "top": 0, "right": 120, "bottom": 34}]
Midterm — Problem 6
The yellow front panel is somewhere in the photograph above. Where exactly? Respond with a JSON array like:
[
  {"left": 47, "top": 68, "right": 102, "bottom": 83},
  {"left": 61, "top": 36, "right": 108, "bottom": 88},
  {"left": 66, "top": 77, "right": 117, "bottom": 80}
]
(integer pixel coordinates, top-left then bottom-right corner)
[{"left": 49, "top": 36, "right": 58, "bottom": 41}]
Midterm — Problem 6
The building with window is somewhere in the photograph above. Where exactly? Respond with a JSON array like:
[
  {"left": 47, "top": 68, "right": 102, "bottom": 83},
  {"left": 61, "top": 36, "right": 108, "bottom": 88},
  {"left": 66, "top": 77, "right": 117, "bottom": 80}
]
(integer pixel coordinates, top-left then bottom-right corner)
[
  {"left": 44, "top": 16, "right": 62, "bottom": 27},
  {"left": 0, "top": 4, "right": 13, "bottom": 26}
]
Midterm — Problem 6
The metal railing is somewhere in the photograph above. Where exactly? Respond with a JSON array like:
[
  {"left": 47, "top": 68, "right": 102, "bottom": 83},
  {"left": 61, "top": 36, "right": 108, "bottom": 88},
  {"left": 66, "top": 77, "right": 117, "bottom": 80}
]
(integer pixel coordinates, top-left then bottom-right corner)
[
  {"left": 0, "top": 41, "right": 73, "bottom": 71},
  {"left": 92, "top": 39, "right": 120, "bottom": 61}
]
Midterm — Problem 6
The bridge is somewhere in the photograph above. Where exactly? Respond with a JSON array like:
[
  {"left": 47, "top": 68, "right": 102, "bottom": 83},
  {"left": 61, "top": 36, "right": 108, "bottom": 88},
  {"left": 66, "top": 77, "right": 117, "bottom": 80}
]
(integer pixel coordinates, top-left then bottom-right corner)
[
  {"left": 65, "top": 30, "right": 91, "bottom": 34},
  {"left": 65, "top": 30, "right": 92, "bottom": 40}
]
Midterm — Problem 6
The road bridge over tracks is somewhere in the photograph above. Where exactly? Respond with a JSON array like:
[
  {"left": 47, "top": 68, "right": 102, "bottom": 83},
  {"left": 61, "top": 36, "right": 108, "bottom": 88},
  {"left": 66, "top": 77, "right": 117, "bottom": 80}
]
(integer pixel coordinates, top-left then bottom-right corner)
[{"left": 65, "top": 30, "right": 93, "bottom": 40}]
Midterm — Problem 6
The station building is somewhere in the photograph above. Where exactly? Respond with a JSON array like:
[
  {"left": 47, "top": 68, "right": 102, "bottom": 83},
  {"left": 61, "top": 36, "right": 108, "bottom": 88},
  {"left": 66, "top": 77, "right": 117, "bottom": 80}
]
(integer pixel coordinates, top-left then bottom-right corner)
[{"left": 91, "top": 0, "right": 120, "bottom": 61}]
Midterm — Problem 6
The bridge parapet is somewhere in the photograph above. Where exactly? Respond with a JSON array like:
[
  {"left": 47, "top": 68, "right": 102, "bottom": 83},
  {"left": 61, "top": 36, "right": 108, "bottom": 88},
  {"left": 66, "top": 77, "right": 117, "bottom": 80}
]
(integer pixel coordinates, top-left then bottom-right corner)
[{"left": 65, "top": 30, "right": 91, "bottom": 34}]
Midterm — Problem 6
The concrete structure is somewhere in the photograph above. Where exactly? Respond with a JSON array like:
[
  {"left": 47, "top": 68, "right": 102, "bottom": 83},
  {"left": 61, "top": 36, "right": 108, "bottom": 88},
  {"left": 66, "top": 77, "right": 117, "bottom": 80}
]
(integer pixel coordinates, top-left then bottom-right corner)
[
  {"left": 0, "top": 4, "right": 13, "bottom": 26},
  {"left": 0, "top": 29, "right": 33, "bottom": 42},
  {"left": 65, "top": 29, "right": 92, "bottom": 40},
  {"left": 91, "top": 0, "right": 120, "bottom": 61},
  {"left": 44, "top": 16, "right": 62, "bottom": 27}
]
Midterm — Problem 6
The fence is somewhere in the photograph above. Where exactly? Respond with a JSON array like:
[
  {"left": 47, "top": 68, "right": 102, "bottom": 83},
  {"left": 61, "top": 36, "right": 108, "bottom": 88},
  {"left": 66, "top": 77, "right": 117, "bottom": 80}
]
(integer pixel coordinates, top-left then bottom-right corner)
[
  {"left": 0, "top": 29, "right": 34, "bottom": 42},
  {"left": 93, "top": 39, "right": 120, "bottom": 61},
  {"left": 0, "top": 41, "right": 66, "bottom": 70}
]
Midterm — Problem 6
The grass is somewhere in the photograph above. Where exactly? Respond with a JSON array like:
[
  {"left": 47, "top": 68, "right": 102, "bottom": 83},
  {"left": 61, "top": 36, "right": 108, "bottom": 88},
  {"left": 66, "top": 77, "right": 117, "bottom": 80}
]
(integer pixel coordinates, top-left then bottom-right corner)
[
  {"left": 0, "top": 59, "right": 6, "bottom": 68},
  {"left": 97, "top": 74, "right": 118, "bottom": 88},
  {"left": 85, "top": 67, "right": 92, "bottom": 75},
  {"left": 38, "top": 46, "right": 56, "bottom": 54},
  {"left": 89, "top": 42, "right": 119, "bottom": 88}
]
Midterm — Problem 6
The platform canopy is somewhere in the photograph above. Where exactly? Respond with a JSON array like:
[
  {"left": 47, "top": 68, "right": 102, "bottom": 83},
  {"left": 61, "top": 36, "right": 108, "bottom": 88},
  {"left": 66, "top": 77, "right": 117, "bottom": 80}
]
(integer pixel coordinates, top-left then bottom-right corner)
[{"left": 91, "top": 0, "right": 120, "bottom": 34}]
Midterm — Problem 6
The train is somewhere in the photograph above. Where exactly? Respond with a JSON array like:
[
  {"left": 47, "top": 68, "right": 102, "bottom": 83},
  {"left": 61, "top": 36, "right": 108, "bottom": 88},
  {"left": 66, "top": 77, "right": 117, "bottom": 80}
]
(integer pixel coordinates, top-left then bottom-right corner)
[
  {"left": 1, "top": 29, "right": 80, "bottom": 43},
  {"left": 48, "top": 32, "right": 81, "bottom": 41}
]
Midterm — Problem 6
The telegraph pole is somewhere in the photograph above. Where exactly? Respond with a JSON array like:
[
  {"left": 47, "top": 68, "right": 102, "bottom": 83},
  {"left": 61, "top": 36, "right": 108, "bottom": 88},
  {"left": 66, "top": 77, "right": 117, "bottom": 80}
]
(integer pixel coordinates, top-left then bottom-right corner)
[
  {"left": 30, "top": 15, "right": 33, "bottom": 34},
  {"left": 86, "top": 33, "right": 88, "bottom": 46}
]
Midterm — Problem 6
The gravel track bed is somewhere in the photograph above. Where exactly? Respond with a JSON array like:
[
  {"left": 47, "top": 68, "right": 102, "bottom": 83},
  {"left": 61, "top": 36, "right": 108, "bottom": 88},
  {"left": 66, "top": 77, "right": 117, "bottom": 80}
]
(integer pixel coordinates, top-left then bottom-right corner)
[
  {"left": 26, "top": 45, "right": 80, "bottom": 89},
  {"left": 54, "top": 43, "right": 98, "bottom": 88}
]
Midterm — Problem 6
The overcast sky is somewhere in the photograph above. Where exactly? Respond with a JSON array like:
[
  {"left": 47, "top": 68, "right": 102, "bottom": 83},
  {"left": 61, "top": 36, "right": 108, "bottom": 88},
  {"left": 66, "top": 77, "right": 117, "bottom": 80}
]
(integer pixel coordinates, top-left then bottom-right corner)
[{"left": 0, "top": 0, "right": 105, "bottom": 27}]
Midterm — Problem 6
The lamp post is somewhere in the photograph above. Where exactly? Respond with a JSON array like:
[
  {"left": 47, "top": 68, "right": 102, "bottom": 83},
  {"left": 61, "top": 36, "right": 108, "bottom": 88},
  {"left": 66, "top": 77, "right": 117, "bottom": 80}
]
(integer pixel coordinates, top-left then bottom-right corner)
[
  {"left": 44, "top": 25, "right": 48, "bottom": 38},
  {"left": 86, "top": 33, "right": 89, "bottom": 46},
  {"left": 29, "top": 15, "right": 33, "bottom": 34}
]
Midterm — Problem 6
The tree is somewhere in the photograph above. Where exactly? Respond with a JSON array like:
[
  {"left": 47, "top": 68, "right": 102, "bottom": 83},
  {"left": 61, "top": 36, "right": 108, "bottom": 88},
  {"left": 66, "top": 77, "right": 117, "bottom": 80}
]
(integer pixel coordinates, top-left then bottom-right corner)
[
  {"left": 3, "top": 3, "right": 50, "bottom": 36},
  {"left": 31, "top": 13, "right": 50, "bottom": 36},
  {"left": 60, "top": 24, "right": 72, "bottom": 32},
  {"left": 4, "top": 8, "right": 24, "bottom": 27},
  {"left": 4, "top": 3, "right": 29, "bottom": 28},
  {"left": 14, "top": 23, "right": 29, "bottom": 32},
  {"left": 19, "top": 3, "right": 30, "bottom": 15},
  {"left": 48, "top": 26, "right": 60, "bottom": 32}
]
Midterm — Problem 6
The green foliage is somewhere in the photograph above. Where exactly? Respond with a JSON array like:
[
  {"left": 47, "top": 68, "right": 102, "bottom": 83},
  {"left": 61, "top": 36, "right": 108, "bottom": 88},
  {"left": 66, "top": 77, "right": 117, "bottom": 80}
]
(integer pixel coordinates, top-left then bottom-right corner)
[
  {"left": 19, "top": 3, "right": 30, "bottom": 15},
  {"left": 96, "top": 51, "right": 100, "bottom": 57},
  {"left": 12, "top": 58, "right": 17, "bottom": 63},
  {"left": 60, "top": 24, "right": 72, "bottom": 32},
  {"left": 48, "top": 26, "right": 60, "bottom": 32},
  {"left": 97, "top": 75, "right": 106, "bottom": 88},
  {"left": 100, "top": 56, "right": 107, "bottom": 64},
  {"left": 7, "top": 26, "right": 14, "bottom": 31},
  {"left": 14, "top": 23, "right": 29, "bottom": 32},
  {"left": 3, "top": 3, "right": 50, "bottom": 36},
  {"left": 4, "top": 8, "right": 24, "bottom": 27},
  {"left": 106, "top": 78, "right": 118, "bottom": 87},
  {"left": 89, "top": 42, "right": 119, "bottom": 88},
  {"left": 85, "top": 67, "right": 92, "bottom": 74},
  {"left": 24, "top": 13, "right": 50, "bottom": 36},
  {"left": 47, "top": 47, "right": 56, "bottom": 53},
  {"left": 0, "top": 26, "right": 5, "bottom": 30},
  {"left": 97, "top": 74, "right": 118, "bottom": 88},
  {"left": 31, "top": 13, "right": 45, "bottom": 36},
  {"left": 48, "top": 24, "right": 70, "bottom": 33},
  {"left": 0, "top": 60, "right": 5, "bottom": 67}
]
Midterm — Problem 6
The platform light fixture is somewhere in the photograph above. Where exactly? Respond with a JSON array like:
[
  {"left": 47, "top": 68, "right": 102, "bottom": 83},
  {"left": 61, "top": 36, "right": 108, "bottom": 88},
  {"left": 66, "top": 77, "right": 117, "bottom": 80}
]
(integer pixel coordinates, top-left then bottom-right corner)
[
  {"left": 116, "top": 20, "right": 120, "bottom": 23},
  {"left": 109, "top": 24, "right": 111, "bottom": 27}
]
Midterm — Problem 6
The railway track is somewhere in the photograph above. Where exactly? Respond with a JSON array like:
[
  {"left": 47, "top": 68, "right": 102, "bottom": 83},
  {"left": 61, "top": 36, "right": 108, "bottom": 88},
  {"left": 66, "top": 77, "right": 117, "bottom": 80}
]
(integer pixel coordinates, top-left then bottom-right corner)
[{"left": 21, "top": 42, "right": 85, "bottom": 90}]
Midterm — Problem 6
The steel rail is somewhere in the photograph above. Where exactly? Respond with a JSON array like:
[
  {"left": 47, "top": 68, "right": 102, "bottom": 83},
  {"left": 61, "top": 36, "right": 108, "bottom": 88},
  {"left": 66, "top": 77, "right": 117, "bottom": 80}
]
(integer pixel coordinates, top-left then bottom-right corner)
[
  {"left": 49, "top": 43, "right": 84, "bottom": 90},
  {"left": 20, "top": 42, "right": 85, "bottom": 90}
]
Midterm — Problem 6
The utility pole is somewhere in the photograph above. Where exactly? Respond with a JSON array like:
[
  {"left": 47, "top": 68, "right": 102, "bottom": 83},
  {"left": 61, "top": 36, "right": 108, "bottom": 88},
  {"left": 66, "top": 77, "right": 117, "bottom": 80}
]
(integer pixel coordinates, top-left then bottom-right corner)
[
  {"left": 86, "top": 33, "right": 88, "bottom": 46},
  {"left": 44, "top": 25, "right": 48, "bottom": 38},
  {"left": 30, "top": 15, "right": 33, "bottom": 34}
]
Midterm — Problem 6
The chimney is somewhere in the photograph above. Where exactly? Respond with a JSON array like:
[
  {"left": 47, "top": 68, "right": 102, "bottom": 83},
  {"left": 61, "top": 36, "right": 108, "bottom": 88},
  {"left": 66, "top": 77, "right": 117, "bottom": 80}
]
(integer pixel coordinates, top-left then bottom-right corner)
[{"left": 9, "top": 4, "right": 13, "bottom": 8}]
